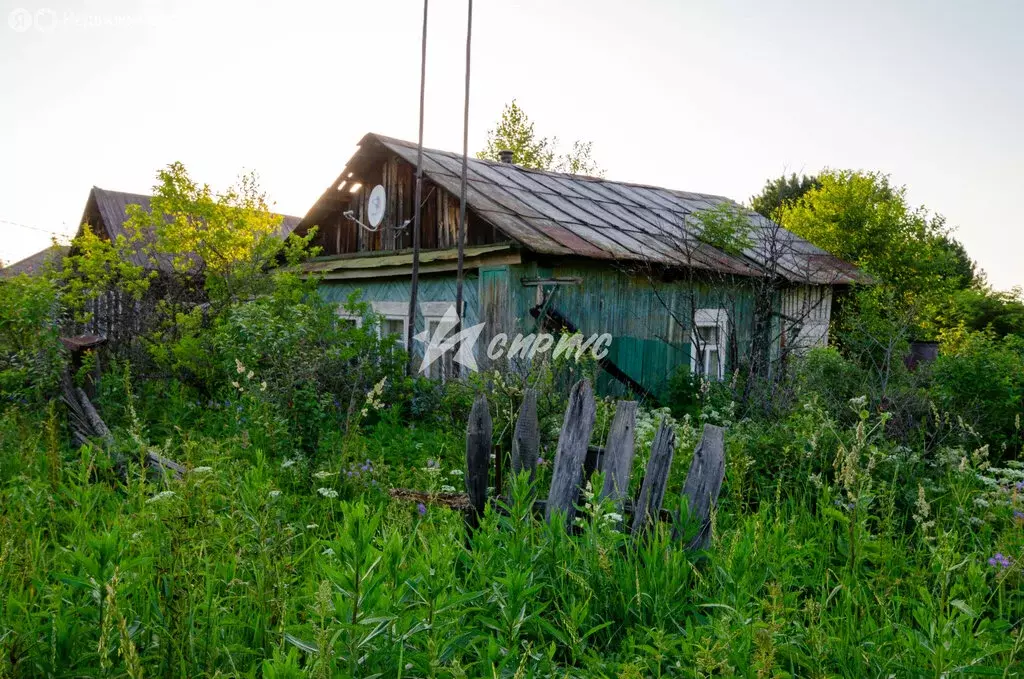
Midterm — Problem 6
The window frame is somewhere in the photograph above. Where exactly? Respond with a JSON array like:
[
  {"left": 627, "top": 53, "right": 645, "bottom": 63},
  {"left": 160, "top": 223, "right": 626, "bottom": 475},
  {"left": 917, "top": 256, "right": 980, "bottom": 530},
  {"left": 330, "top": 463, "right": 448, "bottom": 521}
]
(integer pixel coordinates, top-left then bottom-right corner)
[{"left": 690, "top": 308, "right": 728, "bottom": 381}]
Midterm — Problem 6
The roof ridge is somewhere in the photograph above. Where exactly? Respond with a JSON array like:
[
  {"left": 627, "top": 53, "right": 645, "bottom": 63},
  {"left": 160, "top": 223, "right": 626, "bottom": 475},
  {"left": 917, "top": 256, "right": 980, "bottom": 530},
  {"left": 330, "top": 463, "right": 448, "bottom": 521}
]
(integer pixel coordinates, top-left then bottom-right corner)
[{"left": 363, "top": 132, "right": 734, "bottom": 202}]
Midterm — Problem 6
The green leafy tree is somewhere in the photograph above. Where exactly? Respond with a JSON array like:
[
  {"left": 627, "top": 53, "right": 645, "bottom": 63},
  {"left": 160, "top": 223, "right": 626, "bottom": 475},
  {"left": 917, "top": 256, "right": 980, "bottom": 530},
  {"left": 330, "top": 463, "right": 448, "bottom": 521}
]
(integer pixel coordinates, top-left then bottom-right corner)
[
  {"left": 478, "top": 100, "right": 603, "bottom": 176},
  {"left": 749, "top": 173, "right": 819, "bottom": 219},
  {"left": 779, "top": 170, "right": 972, "bottom": 297}
]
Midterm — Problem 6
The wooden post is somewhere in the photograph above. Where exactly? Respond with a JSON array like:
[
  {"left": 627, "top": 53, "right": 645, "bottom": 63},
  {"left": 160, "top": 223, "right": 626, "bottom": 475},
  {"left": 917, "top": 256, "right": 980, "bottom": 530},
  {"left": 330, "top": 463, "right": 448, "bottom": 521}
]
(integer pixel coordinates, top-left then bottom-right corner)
[
  {"left": 465, "top": 393, "right": 492, "bottom": 532},
  {"left": 511, "top": 388, "right": 539, "bottom": 483},
  {"left": 677, "top": 424, "right": 726, "bottom": 550},
  {"left": 545, "top": 379, "right": 596, "bottom": 527},
  {"left": 631, "top": 418, "right": 676, "bottom": 536},
  {"left": 599, "top": 400, "right": 637, "bottom": 505}
]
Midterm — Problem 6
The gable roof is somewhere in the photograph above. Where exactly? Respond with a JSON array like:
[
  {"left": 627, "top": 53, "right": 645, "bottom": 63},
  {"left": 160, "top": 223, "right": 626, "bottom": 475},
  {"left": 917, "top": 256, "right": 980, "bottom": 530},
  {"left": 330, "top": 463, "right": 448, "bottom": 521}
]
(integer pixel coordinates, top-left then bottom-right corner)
[
  {"left": 0, "top": 244, "right": 69, "bottom": 278},
  {"left": 81, "top": 187, "right": 303, "bottom": 273},
  {"left": 301, "top": 133, "right": 865, "bottom": 285}
]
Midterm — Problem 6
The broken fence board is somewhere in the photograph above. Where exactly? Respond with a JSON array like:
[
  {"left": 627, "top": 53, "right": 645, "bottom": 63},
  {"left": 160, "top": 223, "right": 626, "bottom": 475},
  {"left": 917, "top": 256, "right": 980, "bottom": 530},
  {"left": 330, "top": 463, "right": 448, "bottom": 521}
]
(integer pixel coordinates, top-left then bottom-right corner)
[
  {"left": 631, "top": 418, "right": 676, "bottom": 536},
  {"left": 545, "top": 379, "right": 596, "bottom": 527},
  {"left": 599, "top": 400, "right": 637, "bottom": 505},
  {"left": 465, "top": 394, "right": 493, "bottom": 531},
  {"left": 511, "top": 387, "right": 539, "bottom": 482},
  {"left": 677, "top": 424, "right": 726, "bottom": 551}
]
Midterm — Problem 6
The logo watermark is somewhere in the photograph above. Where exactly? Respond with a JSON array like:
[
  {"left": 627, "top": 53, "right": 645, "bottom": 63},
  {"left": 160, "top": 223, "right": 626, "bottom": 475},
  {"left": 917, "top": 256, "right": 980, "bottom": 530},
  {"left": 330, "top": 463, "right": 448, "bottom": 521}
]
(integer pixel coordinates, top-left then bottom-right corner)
[
  {"left": 8, "top": 7, "right": 156, "bottom": 33},
  {"left": 412, "top": 305, "right": 612, "bottom": 375}
]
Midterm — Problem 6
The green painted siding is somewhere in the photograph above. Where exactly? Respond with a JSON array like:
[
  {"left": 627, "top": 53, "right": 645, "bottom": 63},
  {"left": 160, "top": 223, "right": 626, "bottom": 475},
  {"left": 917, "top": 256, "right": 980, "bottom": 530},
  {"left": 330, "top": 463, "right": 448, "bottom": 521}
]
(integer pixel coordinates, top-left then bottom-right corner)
[
  {"left": 316, "top": 258, "right": 768, "bottom": 401},
  {"left": 318, "top": 273, "right": 479, "bottom": 364}
]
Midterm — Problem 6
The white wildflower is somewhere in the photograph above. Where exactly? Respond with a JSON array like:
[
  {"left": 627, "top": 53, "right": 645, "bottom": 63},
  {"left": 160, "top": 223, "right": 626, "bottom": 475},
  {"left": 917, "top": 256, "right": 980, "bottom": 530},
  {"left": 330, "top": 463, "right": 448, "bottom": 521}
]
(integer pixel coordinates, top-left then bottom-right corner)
[
  {"left": 321, "top": 547, "right": 335, "bottom": 557},
  {"left": 313, "top": 470, "right": 337, "bottom": 479},
  {"left": 306, "top": 523, "right": 319, "bottom": 529},
  {"left": 281, "top": 458, "right": 296, "bottom": 469},
  {"left": 192, "top": 466, "right": 213, "bottom": 474},
  {"left": 260, "top": 381, "right": 267, "bottom": 392},
  {"left": 236, "top": 358, "right": 245, "bottom": 374},
  {"left": 231, "top": 381, "right": 240, "bottom": 389},
  {"left": 449, "top": 469, "right": 464, "bottom": 477},
  {"left": 145, "top": 490, "right": 177, "bottom": 504},
  {"left": 247, "top": 370, "right": 254, "bottom": 380},
  {"left": 268, "top": 490, "right": 281, "bottom": 498},
  {"left": 317, "top": 487, "right": 339, "bottom": 499},
  {"left": 440, "top": 485, "right": 456, "bottom": 493}
]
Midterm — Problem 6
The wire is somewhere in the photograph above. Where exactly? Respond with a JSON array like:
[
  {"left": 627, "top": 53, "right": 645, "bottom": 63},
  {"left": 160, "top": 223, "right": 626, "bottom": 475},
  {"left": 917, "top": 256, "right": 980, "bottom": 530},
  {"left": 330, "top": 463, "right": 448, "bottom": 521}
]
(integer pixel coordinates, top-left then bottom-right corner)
[{"left": 0, "top": 218, "right": 73, "bottom": 238}]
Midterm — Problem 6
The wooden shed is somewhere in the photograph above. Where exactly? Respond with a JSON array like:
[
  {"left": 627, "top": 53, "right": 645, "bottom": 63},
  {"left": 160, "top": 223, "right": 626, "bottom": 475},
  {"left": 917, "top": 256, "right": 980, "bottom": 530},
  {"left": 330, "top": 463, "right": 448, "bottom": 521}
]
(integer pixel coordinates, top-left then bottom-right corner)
[{"left": 294, "top": 133, "right": 865, "bottom": 398}]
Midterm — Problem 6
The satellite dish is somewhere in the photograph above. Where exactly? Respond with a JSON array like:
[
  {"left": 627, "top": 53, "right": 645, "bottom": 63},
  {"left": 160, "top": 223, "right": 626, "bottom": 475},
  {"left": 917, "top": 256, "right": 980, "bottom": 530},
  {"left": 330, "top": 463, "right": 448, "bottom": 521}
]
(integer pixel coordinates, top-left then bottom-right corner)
[{"left": 367, "top": 185, "right": 386, "bottom": 228}]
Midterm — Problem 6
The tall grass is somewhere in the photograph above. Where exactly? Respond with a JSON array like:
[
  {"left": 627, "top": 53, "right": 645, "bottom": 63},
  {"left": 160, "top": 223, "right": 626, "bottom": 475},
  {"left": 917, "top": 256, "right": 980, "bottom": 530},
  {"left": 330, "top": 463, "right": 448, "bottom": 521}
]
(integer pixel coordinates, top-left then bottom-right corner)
[{"left": 0, "top": 388, "right": 1022, "bottom": 677}]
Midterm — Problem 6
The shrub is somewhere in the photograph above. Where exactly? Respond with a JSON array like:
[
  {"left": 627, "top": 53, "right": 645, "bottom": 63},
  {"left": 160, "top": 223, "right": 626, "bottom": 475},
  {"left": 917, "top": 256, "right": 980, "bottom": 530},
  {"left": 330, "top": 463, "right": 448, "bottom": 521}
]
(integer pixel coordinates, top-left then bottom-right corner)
[
  {"left": 932, "top": 331, "right": 1024, "bottom": 457},
  {"left": 0, "top": 274, "right": 65, "bottom": 404}
]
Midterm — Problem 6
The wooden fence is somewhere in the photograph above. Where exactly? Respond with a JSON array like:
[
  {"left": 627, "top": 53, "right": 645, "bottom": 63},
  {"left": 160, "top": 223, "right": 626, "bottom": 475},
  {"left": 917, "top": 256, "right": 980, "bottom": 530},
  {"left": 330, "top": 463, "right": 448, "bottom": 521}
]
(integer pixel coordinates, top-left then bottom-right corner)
[{"left": 458, "top": 379, "right": 725, "bottom": 548}]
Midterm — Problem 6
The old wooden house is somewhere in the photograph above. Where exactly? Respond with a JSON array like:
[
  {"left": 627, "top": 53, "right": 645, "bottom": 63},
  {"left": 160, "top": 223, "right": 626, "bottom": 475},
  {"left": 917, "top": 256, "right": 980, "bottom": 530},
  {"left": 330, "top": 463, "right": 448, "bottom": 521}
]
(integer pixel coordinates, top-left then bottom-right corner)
[{"left": 298, "top": 134, "right": 864, "bottom": 397}]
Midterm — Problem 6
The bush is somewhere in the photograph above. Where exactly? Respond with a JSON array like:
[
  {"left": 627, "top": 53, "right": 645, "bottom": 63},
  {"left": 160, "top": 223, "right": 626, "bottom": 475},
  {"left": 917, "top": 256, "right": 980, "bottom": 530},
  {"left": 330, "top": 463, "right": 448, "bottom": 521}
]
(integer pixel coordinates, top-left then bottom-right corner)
[
  {"left": 932, "top": 331, "right": 1024, "bottom": 457},
  {"left": 0, "top": 274, "right": 65, "bottom": 404}
]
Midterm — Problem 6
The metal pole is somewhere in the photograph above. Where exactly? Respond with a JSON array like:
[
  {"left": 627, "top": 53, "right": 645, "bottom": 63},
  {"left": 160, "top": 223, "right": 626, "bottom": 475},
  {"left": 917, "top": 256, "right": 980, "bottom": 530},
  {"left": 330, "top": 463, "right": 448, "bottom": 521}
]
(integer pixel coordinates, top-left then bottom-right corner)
[
  {"left": 407, "top": 0, "right": 429, "bottom": 375},
  {"left": 454, "top": 0, "right": 473, "bottom": 378}
]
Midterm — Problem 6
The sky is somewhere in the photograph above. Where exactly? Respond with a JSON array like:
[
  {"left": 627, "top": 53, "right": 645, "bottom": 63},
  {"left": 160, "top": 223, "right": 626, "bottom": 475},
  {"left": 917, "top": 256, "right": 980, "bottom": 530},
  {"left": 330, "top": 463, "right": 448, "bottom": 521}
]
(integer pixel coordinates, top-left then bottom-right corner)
[{"left": 1, "top": 0, "right": 1021, "bottom": 289}]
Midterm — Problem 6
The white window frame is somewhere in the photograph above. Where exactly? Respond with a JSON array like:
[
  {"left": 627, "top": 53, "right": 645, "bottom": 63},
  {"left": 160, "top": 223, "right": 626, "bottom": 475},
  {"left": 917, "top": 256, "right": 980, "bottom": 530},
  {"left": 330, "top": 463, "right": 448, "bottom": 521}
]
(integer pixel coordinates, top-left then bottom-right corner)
[
  {"left": 335, "top": 305, "right": 364, "bottom": 328},
  {"left": 421, "top": 301, "right": 464, "bottom": 380},
  {"left": 371, "top": 301, "right": 409, "bottom": 349},
  {"left": 690, "top": 308, "right": 728, "bottom": 381}
]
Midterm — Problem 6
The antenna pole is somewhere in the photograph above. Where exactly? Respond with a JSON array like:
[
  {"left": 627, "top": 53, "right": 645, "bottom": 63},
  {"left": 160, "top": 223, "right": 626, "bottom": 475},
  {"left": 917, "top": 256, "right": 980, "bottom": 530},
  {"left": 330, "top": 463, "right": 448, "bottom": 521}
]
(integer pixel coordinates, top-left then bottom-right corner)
[
  {"left": 407, "top": 0, "right": 429, "bottom": 375},
  {"left": 454, "top": 0, "right": 473, "bottom": 377}
]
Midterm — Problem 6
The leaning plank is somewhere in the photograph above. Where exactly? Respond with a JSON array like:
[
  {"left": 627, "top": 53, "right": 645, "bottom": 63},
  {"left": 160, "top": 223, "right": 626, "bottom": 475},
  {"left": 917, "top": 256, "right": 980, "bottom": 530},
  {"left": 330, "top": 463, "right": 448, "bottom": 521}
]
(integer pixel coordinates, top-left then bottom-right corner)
[
  {"left": 631, "top": 418, "right": 676, "bottom": 536},
  {"left": 676, "top": 424, "right": 726, "bottom": 551},
  {"left": 599, "top": 400, "right": 637, "bottom": 505},
  {"left": 545, "top": 379, "right": 596, "bottom": 527},
  {"left": 465, "top": 393, "right": 493, "bottom": 531},
  {"left": 75, "top": 387, "right": 114, "bottom": 447},
  {"left": 511, "top": 388, "right": 539, "bottom": 482}
]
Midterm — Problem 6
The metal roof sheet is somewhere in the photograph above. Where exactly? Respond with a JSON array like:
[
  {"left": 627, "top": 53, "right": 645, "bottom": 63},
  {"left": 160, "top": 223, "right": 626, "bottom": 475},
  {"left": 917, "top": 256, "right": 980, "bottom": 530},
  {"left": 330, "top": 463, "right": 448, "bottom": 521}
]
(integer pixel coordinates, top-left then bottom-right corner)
[{"left": 306, "top": 133, "right": 867, "bottom": 285}]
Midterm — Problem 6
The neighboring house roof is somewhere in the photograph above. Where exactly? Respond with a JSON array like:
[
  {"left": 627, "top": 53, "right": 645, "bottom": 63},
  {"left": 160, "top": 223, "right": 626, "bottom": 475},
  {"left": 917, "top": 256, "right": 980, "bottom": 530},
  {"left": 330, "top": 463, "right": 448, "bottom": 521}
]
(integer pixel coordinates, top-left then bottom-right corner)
[
  {"left": 0, "top": 244, "right": 69, "bottom": 278},
  {"left": 80, "top": 187, "right": 303, "bottom": 273},
  {"left": 302, "top": 133, "right": 865, "bottom": 285}
]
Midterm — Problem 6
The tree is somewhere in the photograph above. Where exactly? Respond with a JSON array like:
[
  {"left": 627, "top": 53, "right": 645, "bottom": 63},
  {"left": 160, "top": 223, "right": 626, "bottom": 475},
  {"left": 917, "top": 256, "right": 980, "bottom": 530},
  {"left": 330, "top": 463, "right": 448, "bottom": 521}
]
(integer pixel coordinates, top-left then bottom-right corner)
[
  {"left": 749, "top": 173, "right": 819, "bottom": 219},
  {"left": 478, "top": 100, "right": 603, "bottom": 176},
  {"left": 778, "top": 170, "right": 969, "bottom": 298}
]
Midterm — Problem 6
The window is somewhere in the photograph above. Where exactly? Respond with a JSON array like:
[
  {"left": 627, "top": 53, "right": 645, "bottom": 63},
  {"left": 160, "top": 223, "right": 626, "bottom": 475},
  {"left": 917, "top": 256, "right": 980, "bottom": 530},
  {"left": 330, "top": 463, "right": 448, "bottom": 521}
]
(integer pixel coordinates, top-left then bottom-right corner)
[
  {"left": 381, "top": 316, "right": 407, "bottom": 348},
  {"left": 691, "top": 309, "right": 728, "bottom": 380}
]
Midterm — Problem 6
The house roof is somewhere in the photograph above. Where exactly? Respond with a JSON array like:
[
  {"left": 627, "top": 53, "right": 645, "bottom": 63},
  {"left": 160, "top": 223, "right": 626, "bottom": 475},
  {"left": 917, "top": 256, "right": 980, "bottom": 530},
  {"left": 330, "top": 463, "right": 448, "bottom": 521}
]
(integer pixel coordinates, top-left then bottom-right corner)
[
  {"left": 301, "top": 133, "right": 865, "bottom": 285},
  {"left": 81, "top": 187, "right": 303, "bottom": 273},
  {"left": 0, "top": 244, "right": 69, "bottom": 278}
]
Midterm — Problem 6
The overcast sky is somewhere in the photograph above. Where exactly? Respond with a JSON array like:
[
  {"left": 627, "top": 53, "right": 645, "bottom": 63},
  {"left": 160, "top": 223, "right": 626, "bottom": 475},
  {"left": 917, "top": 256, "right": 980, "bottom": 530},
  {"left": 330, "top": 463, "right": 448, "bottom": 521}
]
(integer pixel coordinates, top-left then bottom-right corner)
[{"left": 1, "top": 0, "right": 1021, "bottom": 289}]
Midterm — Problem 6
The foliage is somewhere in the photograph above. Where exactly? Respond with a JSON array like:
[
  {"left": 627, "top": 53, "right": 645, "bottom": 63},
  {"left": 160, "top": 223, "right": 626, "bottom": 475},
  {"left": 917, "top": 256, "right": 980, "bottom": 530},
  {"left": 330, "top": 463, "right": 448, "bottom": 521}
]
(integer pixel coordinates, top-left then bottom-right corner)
[
  {"left": 690, "top": 202, "right": 754, "bottom": 256},
  {"left": 781, "top": 170, "right": 971, "bottom": 297},
  {"left": 0, "top": 274, "right": 65, "bottom": 403},
  {"left": 1, "top": 377, "right": 1023, "bottom": 676},
  {"left": 749, "top": 172, "right": 819, "bottom": 219},
  {"left": 478, "top": 100, "right": 604, "bottom": 176},
  {"left": 943, "top": 286, "right": 1024, "bottom": 338},
  {"left": 932, "top": 330, "right": 1024, "bottom": 456},
  {"left": 60, "top": 225, "right": 152, "bottom": 324}
]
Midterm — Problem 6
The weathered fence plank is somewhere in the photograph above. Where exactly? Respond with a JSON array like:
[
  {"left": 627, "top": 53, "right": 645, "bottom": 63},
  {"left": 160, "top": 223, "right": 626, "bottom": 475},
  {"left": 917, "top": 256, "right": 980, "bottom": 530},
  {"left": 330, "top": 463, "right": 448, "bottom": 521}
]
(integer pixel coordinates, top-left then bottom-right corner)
[
  {"left": 511, "top": 387, "right": 539, "bottom": 482},
  {"left": 599, "top": 400, "right": 637, "bottom": 505},
  {"left": 465, "top": 394, "right": 492, "bottom": 531},
  {"left": 631, "top": 418, "right": 676, "bottom": 536},
  {"left": 545, "top": 379, "right": 596, "bottom": 527},
  {"left": 676, "top": 424, "right": 726, "bottom": 550}
]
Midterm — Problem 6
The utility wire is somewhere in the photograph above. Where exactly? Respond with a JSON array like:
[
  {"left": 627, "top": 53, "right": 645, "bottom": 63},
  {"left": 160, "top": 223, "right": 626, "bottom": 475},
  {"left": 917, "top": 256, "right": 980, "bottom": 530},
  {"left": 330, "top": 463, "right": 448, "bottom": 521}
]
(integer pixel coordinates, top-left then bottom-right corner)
[
  {"left": 455, "top": 0, "right": 473, "bottom": 348},
  {"left": 0, "top": 218, "right": 73, "bottom": 238}
]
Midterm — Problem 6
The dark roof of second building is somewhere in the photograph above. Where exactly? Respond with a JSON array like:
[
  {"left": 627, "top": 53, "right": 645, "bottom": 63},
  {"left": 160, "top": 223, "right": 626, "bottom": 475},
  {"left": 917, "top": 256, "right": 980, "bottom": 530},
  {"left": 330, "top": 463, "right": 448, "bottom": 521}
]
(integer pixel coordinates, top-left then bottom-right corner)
[{"left": 83, "top": 187, "right": 303, "bottom": 272}]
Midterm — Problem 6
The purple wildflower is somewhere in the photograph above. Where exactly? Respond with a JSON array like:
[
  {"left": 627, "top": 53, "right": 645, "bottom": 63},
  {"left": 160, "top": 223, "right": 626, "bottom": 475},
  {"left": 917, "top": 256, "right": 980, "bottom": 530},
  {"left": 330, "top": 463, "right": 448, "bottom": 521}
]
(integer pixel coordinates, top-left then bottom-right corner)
[
  {"left": 1014, "top": 510, "right": 1024, "bottom": 521},
  {"left": 988, "top": 553, "right": 1011, "bottom": 569},
  {"left": 417, "top": 502, "right": 427, "bottom": 517},
  {"left": 1016, "top": 481, "right": 1024, "bottom": 492}
]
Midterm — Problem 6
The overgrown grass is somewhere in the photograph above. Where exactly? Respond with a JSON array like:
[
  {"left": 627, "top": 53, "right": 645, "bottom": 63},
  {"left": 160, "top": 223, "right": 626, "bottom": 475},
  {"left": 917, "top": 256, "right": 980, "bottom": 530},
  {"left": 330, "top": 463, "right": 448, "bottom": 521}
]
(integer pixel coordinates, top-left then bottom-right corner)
[{"left": 1, "top": 382, "right": 1023, "bottom": 677}]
